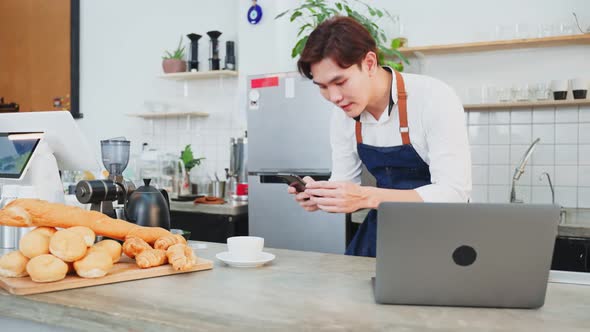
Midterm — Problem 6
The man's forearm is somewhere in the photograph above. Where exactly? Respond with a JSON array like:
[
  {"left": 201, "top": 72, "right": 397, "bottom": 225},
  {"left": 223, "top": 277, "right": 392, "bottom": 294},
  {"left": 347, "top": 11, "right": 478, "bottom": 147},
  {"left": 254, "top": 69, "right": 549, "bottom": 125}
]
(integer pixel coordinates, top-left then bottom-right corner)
[{"left": 360, "top": 186, "right": 424, "bottom": 209}]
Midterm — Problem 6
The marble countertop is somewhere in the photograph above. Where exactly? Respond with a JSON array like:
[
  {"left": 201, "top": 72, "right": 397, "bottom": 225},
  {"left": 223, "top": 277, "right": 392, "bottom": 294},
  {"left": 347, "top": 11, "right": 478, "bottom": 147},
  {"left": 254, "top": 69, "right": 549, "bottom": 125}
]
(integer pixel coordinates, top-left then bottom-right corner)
[
  {"left": 351, "top": 208, "right": 590, "bottom": 239},
  {"left": 1, "top": 242, "right": 590, "bottom": 331},
  {"left": 169, "top": 200, "right": 248, "bottom": 216}
]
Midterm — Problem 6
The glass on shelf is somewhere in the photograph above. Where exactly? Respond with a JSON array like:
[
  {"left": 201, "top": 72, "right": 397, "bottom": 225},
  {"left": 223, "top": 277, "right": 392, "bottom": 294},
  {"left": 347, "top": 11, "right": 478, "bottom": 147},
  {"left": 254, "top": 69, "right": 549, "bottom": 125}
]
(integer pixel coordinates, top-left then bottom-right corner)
[{"left": 498, "top": 87, "right": 513, "bottom": 102}]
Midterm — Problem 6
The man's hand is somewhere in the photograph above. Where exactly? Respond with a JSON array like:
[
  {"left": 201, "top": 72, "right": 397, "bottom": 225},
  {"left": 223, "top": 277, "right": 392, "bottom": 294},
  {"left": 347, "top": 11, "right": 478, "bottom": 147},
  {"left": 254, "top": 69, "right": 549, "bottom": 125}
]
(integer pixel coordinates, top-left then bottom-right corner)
[
  {"left": 305, "top": 181, "right": 369, "bottom": 213},
  {"left": 288, "top": 176, "right": 319, "bottom": 212}
]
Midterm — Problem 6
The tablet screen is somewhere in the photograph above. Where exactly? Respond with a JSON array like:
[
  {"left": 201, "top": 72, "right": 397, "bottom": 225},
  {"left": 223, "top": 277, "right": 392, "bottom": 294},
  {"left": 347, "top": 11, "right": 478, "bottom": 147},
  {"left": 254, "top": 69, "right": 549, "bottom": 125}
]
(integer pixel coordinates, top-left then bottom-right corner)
[{"left": 0, "top": 132, "right": 42, "bottom": 179}]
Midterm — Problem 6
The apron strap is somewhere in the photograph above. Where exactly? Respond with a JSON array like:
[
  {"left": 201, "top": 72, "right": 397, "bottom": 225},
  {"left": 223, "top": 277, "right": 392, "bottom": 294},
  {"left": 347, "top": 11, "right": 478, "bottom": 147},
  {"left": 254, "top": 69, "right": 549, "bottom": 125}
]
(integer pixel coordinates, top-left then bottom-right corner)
[
  {"left": 355, "top": 70, "right": 411, "bottom": 145},
  {"left": 394, "top": 70, "right": 410, "bottom": 145},
  {"left": 355, "top": 120, "right": 363, "bottom": 144}
]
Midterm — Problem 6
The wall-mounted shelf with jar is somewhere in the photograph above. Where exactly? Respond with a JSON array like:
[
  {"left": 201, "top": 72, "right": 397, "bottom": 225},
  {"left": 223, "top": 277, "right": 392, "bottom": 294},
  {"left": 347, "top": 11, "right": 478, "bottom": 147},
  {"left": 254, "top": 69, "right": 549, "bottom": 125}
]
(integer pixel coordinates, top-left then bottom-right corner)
[
  {"left": 399, "top": 34, "right": 590, "bottom": 57},
  {"left": 158, "top": 70, "right": 238, "bottom": 80},
  {"left": 463, "top": 98, "right": 590, "bottom": 111}
]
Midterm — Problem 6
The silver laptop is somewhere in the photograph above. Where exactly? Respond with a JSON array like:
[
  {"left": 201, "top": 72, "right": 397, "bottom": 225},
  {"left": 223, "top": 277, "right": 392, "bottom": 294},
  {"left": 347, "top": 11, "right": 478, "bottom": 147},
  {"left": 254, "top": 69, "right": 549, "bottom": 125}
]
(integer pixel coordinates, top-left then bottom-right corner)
[{"left": 374, "top": 202, "right": 560, "bottom": 308}]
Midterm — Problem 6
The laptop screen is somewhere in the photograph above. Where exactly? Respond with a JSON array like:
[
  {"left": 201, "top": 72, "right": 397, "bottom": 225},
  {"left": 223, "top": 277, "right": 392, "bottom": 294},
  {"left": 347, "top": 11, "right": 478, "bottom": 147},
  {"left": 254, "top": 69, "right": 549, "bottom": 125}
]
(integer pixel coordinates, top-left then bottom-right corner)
[{"left": 0, "top": 132, "right": 42, "bottom": 179}]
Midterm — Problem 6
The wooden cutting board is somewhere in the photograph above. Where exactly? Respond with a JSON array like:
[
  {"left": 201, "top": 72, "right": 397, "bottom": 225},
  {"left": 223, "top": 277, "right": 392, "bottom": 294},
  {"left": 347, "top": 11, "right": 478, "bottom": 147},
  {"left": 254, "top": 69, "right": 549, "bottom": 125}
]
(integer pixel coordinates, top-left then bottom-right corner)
[{"left": 0, "top": 256, "right": 213, "bottom": 296}]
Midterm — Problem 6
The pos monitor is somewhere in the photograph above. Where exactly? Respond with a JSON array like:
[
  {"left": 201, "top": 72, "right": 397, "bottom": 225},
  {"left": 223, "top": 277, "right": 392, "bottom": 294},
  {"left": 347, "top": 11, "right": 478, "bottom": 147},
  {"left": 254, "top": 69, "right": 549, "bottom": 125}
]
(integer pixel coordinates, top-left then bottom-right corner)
[{"left": 0, "top": 111, "right": 100, "bottom": 203}]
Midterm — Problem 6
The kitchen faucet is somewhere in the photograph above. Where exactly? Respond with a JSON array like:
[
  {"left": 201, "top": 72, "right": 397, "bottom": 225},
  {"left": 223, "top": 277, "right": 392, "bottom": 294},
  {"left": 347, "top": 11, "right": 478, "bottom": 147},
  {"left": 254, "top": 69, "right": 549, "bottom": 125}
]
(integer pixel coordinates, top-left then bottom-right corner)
[
  {"left": 539, "top": 172, "right": 554, "bottom": 204},
  {"left": 510, "top": 138, "right": 541, "bottom": 203}
]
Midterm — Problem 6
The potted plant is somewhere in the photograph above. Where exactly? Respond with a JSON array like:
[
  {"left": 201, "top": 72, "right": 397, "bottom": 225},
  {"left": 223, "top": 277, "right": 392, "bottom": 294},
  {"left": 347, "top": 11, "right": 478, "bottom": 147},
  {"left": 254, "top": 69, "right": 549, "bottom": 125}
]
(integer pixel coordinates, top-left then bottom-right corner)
[
  {"left": 180, "top": 144, "right": 205, "bottom": 194},
  {"left": 162, "top": 36, "right": 187, "bottom": 73},
  {"left": 275, "top": 0, "right": 409, "bottom": 71}
]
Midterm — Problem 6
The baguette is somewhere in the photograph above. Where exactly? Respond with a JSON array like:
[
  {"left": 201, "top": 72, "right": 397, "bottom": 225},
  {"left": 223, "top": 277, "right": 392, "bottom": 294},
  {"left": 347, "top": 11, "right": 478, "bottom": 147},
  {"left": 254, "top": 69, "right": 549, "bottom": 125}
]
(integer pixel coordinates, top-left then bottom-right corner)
[{"left": 0, "top": 199, "right": 171, "bottom": 245}]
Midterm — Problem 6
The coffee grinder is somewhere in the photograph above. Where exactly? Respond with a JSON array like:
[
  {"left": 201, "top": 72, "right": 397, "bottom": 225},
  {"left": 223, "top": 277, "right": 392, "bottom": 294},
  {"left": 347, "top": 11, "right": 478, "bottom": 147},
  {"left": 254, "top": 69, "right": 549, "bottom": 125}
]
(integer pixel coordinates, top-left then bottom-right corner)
[
  {"left": 186, "top": 33, "right": 201, "bottom": 72},
  {"left": 207, "top": 30, "right": 222, "bottom": 70},
  {"left": 75, "top": 138, "right": 135, "bottom": 218}
]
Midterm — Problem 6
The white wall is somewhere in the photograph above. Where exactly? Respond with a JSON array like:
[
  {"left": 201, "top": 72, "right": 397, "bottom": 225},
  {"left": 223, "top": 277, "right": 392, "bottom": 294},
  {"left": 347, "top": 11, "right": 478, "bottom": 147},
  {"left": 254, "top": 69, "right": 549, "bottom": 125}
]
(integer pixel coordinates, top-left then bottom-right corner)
[{"left": 78, "top": 0, "right": 241, "bottom": 180}]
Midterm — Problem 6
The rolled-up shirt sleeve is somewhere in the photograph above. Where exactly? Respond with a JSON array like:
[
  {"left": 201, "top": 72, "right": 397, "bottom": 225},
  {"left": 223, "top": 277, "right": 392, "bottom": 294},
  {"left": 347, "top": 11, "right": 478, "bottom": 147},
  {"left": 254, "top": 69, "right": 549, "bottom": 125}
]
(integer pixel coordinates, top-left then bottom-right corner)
[
  {"left": 415, "top": 79, "right": 472, "bottom": 202},
  {"left": 329, "top": 110, "right": 362, "bottom": 184}
]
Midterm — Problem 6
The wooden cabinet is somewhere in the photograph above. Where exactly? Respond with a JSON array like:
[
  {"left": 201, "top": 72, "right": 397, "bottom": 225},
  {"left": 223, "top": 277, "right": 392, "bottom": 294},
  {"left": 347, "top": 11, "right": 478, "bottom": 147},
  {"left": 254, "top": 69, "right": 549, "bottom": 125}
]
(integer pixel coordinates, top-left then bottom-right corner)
[{"left": 0, "top": 0, "right": 79, "bottom": 117}]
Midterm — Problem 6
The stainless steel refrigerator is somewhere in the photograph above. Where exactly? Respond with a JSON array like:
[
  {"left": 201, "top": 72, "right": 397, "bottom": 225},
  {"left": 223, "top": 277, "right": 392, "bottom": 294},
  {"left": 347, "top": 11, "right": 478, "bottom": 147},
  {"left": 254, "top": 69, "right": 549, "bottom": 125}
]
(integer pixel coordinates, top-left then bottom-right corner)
[{"left": 247, "top": 72, "right": 346, "bottom": 254}]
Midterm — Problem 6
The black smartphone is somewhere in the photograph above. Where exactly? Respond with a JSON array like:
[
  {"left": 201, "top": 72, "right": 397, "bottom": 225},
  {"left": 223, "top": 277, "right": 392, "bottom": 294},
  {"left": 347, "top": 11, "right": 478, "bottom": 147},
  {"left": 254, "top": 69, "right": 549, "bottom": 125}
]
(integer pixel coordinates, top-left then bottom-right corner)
[{"left": 276, "top": 173, "right": 307, "bottom": 193}]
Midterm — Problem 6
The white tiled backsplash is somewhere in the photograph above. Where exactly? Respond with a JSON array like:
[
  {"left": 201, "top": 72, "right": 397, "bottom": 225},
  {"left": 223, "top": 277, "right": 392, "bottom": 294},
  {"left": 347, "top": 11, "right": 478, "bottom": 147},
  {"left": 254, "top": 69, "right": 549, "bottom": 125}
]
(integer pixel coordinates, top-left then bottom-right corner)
[
  {"left": 467, "top": 105, "right": 590, "bottom": 208},
  {"left": 138, "top": 79, "right": 245, "bottom": 181}
]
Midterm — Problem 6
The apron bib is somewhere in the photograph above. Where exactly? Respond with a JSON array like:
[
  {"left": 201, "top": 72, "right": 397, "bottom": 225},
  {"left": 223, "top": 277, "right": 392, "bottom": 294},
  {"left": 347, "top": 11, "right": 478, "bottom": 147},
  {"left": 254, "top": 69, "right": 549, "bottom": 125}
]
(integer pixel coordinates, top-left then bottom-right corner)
[{"left": 345, "top": 70, "right": 431, "bottom": 257}]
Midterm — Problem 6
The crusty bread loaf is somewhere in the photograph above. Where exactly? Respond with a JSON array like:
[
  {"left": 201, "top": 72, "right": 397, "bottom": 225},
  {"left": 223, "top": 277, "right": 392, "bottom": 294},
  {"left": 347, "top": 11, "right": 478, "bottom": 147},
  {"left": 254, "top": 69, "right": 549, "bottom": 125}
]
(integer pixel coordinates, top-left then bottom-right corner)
[{"left": 0, "top": 199, "right": 171, "bottom": 245}]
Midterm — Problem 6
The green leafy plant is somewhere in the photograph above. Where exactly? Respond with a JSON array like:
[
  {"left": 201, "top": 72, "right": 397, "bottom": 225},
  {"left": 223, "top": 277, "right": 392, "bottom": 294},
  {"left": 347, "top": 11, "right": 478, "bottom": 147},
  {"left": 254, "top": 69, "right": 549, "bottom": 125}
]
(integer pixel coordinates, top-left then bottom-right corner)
[
  {"left": 162, "top": 36, "right": 186, "bottom": 60},
  {"left": 180, "top": 144, "right": 205, "bottom": 172},
  {"left": 275, "top": 0, "right": 409, "bottom": 71}
]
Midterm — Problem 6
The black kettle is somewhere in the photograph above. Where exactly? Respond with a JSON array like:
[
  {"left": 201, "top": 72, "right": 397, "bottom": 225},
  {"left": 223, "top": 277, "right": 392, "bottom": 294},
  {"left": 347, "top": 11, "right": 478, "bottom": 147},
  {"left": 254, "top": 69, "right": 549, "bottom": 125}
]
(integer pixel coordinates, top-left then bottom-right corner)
[{"left": 126, "top": 179, "right": 170, "bottom": 230}]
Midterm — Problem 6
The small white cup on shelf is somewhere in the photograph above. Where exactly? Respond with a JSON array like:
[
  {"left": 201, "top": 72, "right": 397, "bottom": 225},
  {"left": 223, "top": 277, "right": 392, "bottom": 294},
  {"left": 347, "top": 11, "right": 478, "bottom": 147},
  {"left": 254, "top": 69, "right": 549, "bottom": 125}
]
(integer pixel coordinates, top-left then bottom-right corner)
[
  {"left": 550, "top": 80, "right": 569, "bottom": 100},
  {"left": 570, "top": 78, "right": 588, "bottom": 99}
]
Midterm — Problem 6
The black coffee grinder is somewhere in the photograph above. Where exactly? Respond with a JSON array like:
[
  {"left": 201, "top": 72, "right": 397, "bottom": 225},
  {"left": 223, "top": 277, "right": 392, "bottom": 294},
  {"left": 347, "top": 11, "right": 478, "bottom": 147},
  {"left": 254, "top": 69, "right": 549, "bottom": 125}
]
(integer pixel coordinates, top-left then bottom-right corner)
[
  {"left": 75, "top": 138, "right": 170, "bottom": 229},
  {"left": 75, "top": 138, "right": 135, "bottom": 219},
  {"left": 224, "top": 41, "right": 236, "bottom": 70},
  {"left": 187, "top": 33, "right": 201, "bottom": 72},
  {"left": 207, "top": 30, "right": 222, "bottom": 70}
]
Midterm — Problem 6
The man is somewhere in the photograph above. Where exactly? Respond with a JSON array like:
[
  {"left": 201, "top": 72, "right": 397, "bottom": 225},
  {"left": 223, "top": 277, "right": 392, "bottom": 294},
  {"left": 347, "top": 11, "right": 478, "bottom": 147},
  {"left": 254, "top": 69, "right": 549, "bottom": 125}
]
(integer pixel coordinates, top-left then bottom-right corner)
[{"left": 288, "top": 16, "right": 472, "bottom": 257}]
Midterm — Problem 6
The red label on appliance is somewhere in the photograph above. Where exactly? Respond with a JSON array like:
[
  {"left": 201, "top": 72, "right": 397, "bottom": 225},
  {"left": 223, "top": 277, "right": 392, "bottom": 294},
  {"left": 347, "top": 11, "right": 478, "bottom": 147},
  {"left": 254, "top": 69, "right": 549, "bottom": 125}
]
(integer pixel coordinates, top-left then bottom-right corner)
[
  {"left": 237, "top": 183, "right": 249, "bottom": 196},
  {"left": 251, "top": 77, "right": 279, "bottom": 89}
]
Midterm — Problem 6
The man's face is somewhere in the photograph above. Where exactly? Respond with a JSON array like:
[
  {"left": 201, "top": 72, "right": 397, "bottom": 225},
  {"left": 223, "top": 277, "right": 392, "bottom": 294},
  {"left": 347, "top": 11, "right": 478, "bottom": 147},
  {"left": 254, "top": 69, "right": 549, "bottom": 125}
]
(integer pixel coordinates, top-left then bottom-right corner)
[{"left": 310, "top": 56, "right": 372, "bottom": 118}]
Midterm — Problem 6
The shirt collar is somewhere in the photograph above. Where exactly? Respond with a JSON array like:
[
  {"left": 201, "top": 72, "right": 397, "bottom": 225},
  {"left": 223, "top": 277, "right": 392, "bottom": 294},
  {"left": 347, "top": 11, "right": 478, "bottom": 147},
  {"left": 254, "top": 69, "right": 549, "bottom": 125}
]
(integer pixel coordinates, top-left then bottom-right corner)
[{"left": 354, "top": 66, "right": 398, "bottom": 124}]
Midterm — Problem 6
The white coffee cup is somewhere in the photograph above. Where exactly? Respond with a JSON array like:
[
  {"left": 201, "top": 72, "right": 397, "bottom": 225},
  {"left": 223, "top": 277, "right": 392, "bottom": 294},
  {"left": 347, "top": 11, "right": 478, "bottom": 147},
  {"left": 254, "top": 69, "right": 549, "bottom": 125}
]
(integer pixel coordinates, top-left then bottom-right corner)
[
  {"left": 550, "top": 79, "right": 568, "bottom": 92},
  {"left": 550, "top": 80, "right": 569, "bottom": 100},
  {"left": 570, "top": 78, "right": 588, "bottom": 90},
  {"left": 227, "top": 236, "right": 264, "bottom": 261}
]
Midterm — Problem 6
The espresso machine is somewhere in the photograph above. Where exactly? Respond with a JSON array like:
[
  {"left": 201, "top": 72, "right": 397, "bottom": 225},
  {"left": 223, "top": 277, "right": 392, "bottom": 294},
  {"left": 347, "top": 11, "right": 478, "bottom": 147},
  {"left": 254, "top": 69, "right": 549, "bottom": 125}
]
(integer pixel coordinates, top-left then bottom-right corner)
[
  {"left": 228, "top": 133, "right": 248, "bottom": 201},
  {"left": 75, "top": 138, "right": 135, "bottom": 218}
]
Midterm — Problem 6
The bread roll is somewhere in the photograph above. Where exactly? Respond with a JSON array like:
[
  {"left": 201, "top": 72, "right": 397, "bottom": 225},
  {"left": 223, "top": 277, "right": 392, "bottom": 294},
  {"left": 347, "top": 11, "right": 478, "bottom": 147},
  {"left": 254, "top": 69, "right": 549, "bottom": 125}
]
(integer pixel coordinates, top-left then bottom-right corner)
[
  {"left": 0, "top": 199, "right": 172, "bottom": 244},
  {"left": 19, "top": 231, "right": 51, "bottom": 259},
  {"left": 0, "top": 251, "right": 30, "bottom": 277},
  {"left": 49, "top": 229, "right": 87, "bottom": 262},
  {"left": 26, "top": 254, "right": 68, "bottom": 282},
  {"left": 154, "top": 234, "right": 187, "bottom": 250},
  {"left": 122, "top": 237, "right": 151, "bottom": 259},
  {"left": 166, "top": 243, "right": 196, "bottom": 271},
  {"left": 74, "top": 250, "right": 113, "bottom": 278},
  {"left": 135, "top": 249, "right": 167, "bottom": 269},
  {"left": 92, "top": 239, "right": 122, "bottom": 263},
  {"left": 31, "top": 226, "right": 57, "bottom": 238},
  {"left": 68, "top": 226, "right": 95, "bottom": 247}
]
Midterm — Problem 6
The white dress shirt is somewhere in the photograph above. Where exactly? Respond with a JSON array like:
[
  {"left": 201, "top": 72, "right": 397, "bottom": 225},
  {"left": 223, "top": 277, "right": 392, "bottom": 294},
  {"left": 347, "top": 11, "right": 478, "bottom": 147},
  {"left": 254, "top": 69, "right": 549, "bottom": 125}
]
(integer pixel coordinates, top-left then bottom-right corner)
[{"left": 329, "top": 71, "right": 472, "bottom": 202}]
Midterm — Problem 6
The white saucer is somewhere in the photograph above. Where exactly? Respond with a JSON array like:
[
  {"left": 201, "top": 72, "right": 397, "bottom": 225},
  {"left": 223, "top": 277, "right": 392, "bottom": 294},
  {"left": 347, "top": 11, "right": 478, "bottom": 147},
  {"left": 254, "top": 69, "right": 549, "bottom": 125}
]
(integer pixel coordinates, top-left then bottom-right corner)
[{"left": 216, "top": 251, "right": 275, "bottom": 268}]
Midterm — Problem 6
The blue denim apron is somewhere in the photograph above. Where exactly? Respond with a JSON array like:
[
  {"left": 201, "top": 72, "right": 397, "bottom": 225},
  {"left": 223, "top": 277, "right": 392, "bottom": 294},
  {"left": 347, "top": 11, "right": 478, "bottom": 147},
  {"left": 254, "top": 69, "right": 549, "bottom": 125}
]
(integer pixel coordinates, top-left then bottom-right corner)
[{"left": 345, "top": 70, "right": 432, "bottom": 257}]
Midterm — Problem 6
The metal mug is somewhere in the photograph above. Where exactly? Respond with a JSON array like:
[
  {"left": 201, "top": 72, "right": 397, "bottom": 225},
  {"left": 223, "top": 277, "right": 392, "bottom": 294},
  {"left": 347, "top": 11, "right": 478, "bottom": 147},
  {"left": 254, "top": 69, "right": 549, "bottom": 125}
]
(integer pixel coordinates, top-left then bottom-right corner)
[{"left": 212, "top": 181, "right": 226, "bottom": 199}]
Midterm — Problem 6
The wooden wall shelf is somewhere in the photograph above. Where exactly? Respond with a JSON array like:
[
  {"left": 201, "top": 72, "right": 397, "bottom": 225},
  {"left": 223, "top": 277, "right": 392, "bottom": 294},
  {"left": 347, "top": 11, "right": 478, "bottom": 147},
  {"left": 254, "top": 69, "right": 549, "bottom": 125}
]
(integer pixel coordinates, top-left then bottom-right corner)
[
  {"left": 399, "top": 34, "right": 590, "bottom": 56},
  {"left": 127, "top": 111, "right": 209, "bottom": 119},
  {"left": 464, "top": 99, "right": 590, "bottom": 111},
  {"left": 158, "top": 70, "right": 238, "bottom": 80}
]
